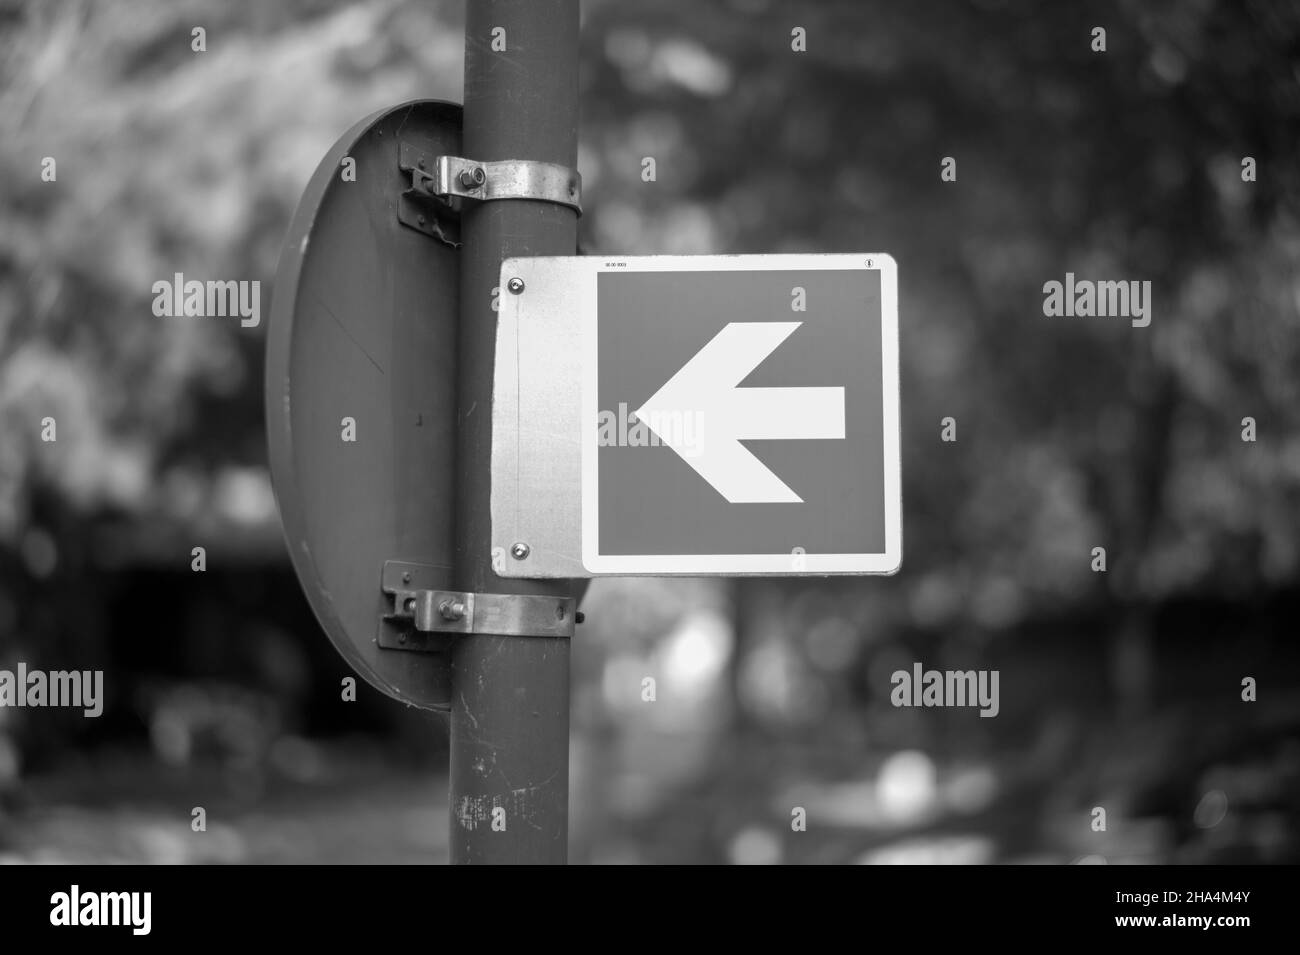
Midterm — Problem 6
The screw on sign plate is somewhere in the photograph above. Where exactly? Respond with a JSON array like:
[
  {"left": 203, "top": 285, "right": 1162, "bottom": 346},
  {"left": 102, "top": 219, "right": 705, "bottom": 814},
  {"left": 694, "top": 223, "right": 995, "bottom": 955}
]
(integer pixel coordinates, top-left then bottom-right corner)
[
  {"left": 507, "top": 277, "right": 525, "bottom": 294},
  {"left": 510, "top": 541, "right": 530, "bottom": 559}
]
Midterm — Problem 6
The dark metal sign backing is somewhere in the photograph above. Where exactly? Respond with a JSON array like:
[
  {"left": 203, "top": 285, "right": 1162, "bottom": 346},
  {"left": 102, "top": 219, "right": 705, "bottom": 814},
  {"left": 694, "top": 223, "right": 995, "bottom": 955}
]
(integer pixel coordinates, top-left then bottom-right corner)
[{"left": 266, "top": 100, "right": 464, "bottom": 710}]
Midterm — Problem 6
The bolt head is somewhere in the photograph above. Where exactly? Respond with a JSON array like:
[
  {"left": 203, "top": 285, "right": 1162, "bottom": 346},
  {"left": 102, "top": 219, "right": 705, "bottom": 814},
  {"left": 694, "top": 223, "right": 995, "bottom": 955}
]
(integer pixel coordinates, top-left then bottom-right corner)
[
  {"left": 507, "top": 277, "right": 525, "bottom": 294},
  {"left": 510, "top": 541, "right": 530, "bottom": 560},
  {"left": 471, "top": 166, "right": 486, "bottom": 185},
  {"left": 401, "top": 571, "right": 412, "bottom": 584}
]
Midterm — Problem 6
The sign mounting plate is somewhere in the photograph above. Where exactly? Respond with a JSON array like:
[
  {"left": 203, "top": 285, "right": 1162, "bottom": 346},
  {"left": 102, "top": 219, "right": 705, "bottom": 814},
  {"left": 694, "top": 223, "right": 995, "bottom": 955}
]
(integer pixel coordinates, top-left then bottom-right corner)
[{"left": 491, "top": 254, "right": 901, "bottom": 577}]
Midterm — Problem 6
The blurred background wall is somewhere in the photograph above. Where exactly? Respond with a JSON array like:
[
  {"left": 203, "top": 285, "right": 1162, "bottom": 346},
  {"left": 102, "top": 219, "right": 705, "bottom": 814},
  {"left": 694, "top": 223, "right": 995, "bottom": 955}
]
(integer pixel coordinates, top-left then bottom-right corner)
[{"left": 0, "top": 0, "right": 1298, "bottom": 863}]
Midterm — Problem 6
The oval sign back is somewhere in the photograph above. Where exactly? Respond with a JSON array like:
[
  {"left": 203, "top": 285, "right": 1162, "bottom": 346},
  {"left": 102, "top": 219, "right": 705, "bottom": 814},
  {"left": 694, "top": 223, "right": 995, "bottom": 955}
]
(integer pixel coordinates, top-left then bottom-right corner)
[{"left": 267, "top": 100, "right": 463, "bottom": 710}]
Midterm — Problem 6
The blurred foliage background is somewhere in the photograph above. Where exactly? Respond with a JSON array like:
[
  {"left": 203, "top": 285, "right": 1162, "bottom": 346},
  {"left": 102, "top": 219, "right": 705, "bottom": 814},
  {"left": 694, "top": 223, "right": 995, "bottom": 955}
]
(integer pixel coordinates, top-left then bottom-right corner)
[{"left": 1, "top": 0, "right": 1298, "bottom": 863}]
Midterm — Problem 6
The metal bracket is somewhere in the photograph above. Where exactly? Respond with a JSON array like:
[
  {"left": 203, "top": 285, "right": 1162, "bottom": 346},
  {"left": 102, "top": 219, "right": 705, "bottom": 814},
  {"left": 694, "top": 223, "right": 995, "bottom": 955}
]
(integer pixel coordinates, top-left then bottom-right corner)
[
  {"left": 411, "top": 152, "right": 582, "bottom": 215},
  {"left": 397, "top": 143, "right": 462, "bottom": 245},
  {"left": 378, "top": 560, "right": 575, "bottom": 652}
]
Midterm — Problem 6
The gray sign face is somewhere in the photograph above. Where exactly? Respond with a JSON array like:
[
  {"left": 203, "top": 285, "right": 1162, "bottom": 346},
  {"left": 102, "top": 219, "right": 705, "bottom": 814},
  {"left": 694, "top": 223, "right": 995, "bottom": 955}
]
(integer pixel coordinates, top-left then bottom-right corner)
[{"left": 490, "top": 254, "right": 900, "bottom": 577}]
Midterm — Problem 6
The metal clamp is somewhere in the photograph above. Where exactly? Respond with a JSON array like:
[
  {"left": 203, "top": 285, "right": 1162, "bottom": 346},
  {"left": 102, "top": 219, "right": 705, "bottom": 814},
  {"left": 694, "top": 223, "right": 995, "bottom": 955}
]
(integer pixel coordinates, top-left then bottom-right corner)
[
  {"left": 420, "top": 153, "right": 581, "bottom": 215},
  {"left": 397, "top": 143, "right": 462, "bottom": 245},
  {"left": 379, "top": 560, "right": 575, "bottom": 652}
]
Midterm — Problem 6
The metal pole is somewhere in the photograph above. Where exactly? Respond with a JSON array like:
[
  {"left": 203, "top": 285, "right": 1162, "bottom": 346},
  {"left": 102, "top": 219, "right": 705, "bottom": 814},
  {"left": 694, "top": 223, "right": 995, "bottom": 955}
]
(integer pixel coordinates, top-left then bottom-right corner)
[{"left": 450, "top": 0, "right": 580, "bottom": 864}]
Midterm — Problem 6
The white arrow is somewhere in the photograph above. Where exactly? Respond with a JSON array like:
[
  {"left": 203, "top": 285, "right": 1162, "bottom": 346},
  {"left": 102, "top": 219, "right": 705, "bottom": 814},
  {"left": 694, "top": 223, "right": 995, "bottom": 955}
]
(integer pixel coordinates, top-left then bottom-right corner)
[{"left": 633, "top": 322, "right": 845, "bottom": 503}]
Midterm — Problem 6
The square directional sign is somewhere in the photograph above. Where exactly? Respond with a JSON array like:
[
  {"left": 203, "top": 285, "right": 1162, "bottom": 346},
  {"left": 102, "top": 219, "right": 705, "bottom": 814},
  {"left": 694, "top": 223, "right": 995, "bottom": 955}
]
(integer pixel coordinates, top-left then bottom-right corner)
[{"left": 490, "top": 254, "right": 900, "bottom": 577}]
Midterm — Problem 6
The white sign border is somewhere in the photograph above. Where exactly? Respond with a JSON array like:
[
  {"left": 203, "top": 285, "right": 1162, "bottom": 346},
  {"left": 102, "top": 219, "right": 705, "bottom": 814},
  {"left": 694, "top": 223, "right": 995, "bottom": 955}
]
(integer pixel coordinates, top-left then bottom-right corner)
[{"left": 580, "top": 253, "right": 901, "bottom": 576}]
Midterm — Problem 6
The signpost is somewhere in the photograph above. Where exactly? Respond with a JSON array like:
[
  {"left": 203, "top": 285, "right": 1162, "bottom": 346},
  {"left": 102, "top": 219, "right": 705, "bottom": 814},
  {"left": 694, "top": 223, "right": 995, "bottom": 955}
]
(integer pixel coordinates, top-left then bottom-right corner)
[
  {"left": 268, "top": 1, "right": 900, "bottom": 865},
  {"left": 448, "top": 0, "right": 582, "bottom": 865}
]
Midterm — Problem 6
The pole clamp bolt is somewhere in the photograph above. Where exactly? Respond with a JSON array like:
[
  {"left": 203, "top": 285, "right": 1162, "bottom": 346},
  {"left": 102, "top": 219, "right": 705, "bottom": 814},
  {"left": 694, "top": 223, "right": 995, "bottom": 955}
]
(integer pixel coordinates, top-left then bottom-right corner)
[{"left": 457, "top": 166, "right": 487, "bottom": 189}]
